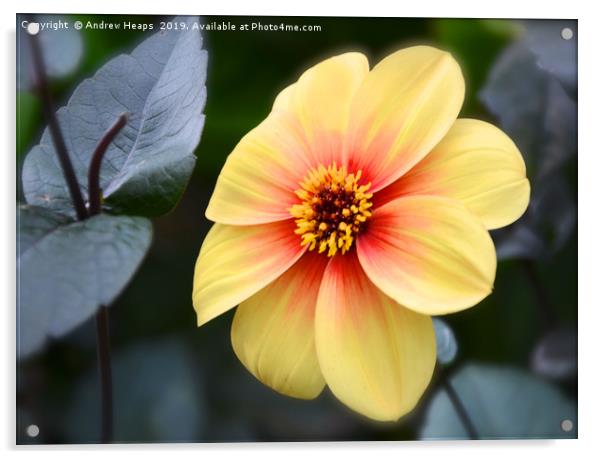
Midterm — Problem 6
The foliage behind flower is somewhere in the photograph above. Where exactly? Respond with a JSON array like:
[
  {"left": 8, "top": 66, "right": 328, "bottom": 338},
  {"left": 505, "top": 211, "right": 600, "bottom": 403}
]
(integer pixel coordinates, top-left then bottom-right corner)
[{"left": 193, "top": 46, "right": 529, "bottom": 421}]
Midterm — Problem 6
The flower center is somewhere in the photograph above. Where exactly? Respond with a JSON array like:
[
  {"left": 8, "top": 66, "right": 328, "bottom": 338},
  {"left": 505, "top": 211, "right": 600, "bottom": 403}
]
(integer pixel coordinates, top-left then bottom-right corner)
[{"left": 290, "top": 164, "right": 373, "bottom": 257}]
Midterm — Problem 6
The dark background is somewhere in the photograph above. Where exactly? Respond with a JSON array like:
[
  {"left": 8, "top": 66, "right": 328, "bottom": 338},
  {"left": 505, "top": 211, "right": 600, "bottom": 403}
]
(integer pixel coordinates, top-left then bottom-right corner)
[{"left": 16, "top": 15, "right": 577, "bottom": 443}]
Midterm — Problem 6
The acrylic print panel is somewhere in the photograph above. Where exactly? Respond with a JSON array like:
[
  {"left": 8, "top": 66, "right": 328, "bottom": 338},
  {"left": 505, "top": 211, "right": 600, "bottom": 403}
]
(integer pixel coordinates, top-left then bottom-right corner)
[{"left": 16, "top": 14, "right": 577, "bottom": 443}]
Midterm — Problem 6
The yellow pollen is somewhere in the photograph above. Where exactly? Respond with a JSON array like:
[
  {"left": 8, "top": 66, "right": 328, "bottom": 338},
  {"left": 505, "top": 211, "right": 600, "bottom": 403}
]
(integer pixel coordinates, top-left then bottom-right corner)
[{"left": 289, "top": 163, "right": 373, "bottom": 257}]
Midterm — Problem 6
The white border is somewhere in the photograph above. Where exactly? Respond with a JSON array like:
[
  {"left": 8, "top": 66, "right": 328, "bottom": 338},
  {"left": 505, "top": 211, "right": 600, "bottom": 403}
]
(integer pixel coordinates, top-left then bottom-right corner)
[
  {"left": 3, "top": 0, "right": 599, "bottom": 457},
  {"left": 0, "top": 0, "right": 583, "bottom": 18}
]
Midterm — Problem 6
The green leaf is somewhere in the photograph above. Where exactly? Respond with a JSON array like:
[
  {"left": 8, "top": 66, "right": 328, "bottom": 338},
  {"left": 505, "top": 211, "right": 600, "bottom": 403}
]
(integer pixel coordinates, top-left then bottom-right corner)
[
  {"left": 22, "top": 16, "right": 207, "bottom": 217},
  {"left": 17, "top": 205, "right": 152, "bottom": 359},
  {"left": 420, "top": 363, "right": 577, "bottom": 440}
]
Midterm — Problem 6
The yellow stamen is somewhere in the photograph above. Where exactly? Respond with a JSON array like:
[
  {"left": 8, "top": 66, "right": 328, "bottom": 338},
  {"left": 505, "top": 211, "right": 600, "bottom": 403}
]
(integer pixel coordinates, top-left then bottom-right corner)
[{"left": 289, "top": 163, "right": 373, "bottom": 257}]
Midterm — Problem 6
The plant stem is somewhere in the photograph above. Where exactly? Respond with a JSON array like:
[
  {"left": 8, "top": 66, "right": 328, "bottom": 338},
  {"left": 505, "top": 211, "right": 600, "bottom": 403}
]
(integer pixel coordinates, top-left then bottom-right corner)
[
  {"left": 438, "top": 364, "right": 479, "bottom": 440},
  {"left": 27, "top": 22, "right": 120, "bottom": 443},
  {"left": 88, "top": 113, "right": 128, "bottom": 216},
  {"left": 27, "top": 21, "right": 88, "bottom": 221},
  {"left": 87, "top": 115, "right": 128, "bottom": 444},
  {"left": 95, "top": 307, "right": 113, "bottom": 443}
]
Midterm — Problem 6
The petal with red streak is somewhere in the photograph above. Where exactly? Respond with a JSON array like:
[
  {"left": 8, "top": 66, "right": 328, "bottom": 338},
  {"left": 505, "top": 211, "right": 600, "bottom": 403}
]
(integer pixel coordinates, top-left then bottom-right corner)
[
  {"left": 315, "top": 252, "right": 436, "bottom": 421},
  {"left": 231, "top": 253, "right": 328, "bottom": 399},
  {"left": 193, "top": 220, "right": 306, "bottom": 326},
  {"left": 357, "top": 195, "right": 496, "bottom": 316},
  {"left": 346, "top": 46, "right": 465, "bottom": 192},
  {"left": 375, "top": 119, "right": 530, "bottom": 230}
]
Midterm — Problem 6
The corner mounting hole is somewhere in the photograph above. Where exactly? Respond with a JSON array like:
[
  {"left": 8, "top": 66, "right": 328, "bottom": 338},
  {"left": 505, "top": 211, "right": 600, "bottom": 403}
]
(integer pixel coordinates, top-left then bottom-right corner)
[
  {"left": 26, "top": 424, "right": 39, "bottom": 438},
  {"left": 561, "top": 28, "right": 574, "bottom": 40},
  {"left": 561, "top": 419, "right": 574, "bottom": 432},
  {"left": 26, "top": 22, "right": 40, "bottom": 35}
]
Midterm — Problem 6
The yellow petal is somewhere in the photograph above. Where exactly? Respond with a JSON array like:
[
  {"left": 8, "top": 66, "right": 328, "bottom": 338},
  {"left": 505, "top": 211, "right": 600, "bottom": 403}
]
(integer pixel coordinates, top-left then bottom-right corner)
[
  {"left": 376, "top": 119, "right": 530, "bottom": 230},
  {"left": 273, "top": 52, "right": 369, "bottom": 167},
  {"left": 206, "top": 112, "right": 312, "bottom": 225},
  {"left": 193, "top": 220, "right": 306, "bottom": 326},
  {"left": 346, "top": 46, "right": 465, "bottom": 192},
  {"left": 315, "top": 252, "right": 436, "bottom": 421},
  {"left": 231, "top": 253, "right": 328, "bottom": 399},
  {"left": 357, "top": 196, "right": 496, "bottom": 316}
]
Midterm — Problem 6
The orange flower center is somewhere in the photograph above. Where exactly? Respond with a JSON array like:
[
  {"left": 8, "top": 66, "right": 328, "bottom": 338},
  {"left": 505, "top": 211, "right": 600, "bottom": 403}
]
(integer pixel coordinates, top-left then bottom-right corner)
[{"left": 289, "top": 164, "right": 373, "bottom": 257}]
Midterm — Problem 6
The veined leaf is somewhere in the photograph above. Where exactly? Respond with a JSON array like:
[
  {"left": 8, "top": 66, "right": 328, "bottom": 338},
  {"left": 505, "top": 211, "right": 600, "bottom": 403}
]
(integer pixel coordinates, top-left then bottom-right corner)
[
  {"left": 22, "top": 16, "right": 207, "bottom": 217},
  {"left": 17, "top": 205, "right": 152, "bottom": 358}
]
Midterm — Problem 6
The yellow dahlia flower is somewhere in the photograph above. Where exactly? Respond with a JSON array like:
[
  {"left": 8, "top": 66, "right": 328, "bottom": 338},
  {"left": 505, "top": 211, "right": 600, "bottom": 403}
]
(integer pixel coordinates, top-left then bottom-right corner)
[{"left": 193, "top": 46, "right": 530, "bottom": 421}]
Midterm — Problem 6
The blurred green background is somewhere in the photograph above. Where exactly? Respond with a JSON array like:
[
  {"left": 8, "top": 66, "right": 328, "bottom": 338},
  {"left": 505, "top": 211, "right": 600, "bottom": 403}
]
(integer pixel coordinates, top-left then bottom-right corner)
[{"left": 17, "top": 15, "right": 577, "bottom": 443}]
